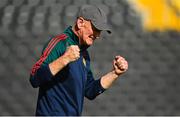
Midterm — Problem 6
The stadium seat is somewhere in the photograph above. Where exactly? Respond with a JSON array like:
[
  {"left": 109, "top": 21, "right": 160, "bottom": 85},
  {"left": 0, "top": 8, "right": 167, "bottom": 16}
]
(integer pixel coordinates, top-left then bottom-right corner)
[
  {"left": 1, "top": 5, "right": 15, "bottom": 26},
  {"left": 73, "top": 0, "right": 87, "bottom": 6},
  {"left": 17, "top": 5, "right": 31, "bottom": 25},
  {"left": 12, "top": 0, "right": 25, "bottom": 7},
  {"left": 110, "top": 12, "right": 124, "bottom": 27},
  {"left": 15, "top": 25, "right": 29, "bottom": 37},
  {"left": 0, "top": 0, "right": 9, "bottom": 8},
  {"left": 48, "top": 14, "right": 62, "bottom": 35},
  {"left": 42, "top": 0, "right": 57, "bottom": 6},
  {"left": 27, "top": 0, "right": 40, "bottom": 6},
  {"left": 56, "top": 0, "right": 72, "bottom": 5},
  {"left": 104, "top": 0, "right": 118, "bottom": 7},
  {"left": 88, "top": 0, "right": 103, "bottom": 5},
  {"left": 49, "top": 3, "right": 63, "bottom": 15}
]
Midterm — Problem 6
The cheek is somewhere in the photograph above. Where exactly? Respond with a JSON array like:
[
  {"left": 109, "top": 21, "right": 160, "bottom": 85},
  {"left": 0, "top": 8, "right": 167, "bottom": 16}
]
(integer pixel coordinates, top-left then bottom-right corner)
[
  {"left": 81, "top": 27, "right": 94, "bottom": 45},
  {"left": 82, "top": 31, "right": 90, "bottom": 40},
  {"left": 86, "top": 30, "right": 92, "bottom": 36},
  {"left": 84, "top": 27, "right": 93, "bottom": 36},
  {"left": 82, "top": 33, "right": 93, "bottom": 45}
]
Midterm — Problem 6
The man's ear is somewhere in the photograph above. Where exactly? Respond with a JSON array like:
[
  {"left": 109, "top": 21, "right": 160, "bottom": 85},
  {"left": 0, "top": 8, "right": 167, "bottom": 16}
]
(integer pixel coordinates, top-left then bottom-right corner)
[{"left": 77, "top": 17, "right": 85, "bottom": 29}]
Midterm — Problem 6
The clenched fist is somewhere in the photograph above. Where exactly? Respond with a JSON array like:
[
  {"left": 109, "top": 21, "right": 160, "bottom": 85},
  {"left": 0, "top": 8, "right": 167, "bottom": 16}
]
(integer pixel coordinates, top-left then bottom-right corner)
[
  {"left": 63, "top": 45, "right": 80, "bottom": 63},
  {"left": 113, "top": 55, "right": 128, "bottom": 75}
]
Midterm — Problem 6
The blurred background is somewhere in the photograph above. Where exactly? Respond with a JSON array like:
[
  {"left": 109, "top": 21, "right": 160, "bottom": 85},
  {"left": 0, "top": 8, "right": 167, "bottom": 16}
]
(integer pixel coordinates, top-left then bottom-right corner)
[{"left": 0, "top": 0, "right": 180, "bottom": 115}]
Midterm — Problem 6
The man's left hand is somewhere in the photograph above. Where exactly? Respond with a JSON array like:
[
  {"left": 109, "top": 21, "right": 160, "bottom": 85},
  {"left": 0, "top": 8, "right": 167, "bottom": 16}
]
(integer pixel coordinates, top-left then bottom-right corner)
[{"left": 113, "top": 55, "right": 128, "bottom": 75}]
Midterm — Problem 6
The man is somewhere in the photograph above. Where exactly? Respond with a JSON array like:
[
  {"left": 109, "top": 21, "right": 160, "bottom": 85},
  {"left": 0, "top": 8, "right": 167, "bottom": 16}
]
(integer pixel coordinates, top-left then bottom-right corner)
[{"left": 29, "top": 5, "right": 128, "bottom": 116}]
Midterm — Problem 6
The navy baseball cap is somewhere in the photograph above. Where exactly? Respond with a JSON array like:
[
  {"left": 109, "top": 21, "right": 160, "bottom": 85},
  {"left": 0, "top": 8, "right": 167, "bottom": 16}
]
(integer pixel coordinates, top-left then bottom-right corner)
[{"left": 78, "top": 5, "right": 111, "bottom": 34}]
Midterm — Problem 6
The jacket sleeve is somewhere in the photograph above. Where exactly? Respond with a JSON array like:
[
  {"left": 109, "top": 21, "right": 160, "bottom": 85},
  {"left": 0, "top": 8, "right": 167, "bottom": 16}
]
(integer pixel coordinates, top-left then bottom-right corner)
[
  {"left": 30, "top": 63, "right": 54, "bottom": 88},
  {"left": 84, "top": 52, "right": 106, "bottom": 100},
  {"left": 29, "top": 35, "right": 67, "bottom": 88}
]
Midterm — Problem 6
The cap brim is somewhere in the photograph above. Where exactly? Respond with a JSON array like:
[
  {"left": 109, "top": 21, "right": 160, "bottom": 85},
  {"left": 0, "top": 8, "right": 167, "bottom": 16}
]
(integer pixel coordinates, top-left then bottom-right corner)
[{"left": 92, "top": 21, "right": 111, "bottom": 34}]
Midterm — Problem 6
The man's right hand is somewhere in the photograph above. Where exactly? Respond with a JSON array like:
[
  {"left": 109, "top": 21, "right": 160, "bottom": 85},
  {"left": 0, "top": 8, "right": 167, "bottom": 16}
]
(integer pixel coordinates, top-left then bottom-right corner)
[
  {"left": 49, "top": 45, "right": 80, "bottom": 76},
  {"left": 62, "top": 45, "right": 80, "bottom": 64}
]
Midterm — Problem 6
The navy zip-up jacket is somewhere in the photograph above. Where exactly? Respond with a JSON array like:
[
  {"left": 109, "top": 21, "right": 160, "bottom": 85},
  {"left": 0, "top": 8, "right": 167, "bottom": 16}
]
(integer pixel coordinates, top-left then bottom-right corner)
[{"left": 29, "top": 26, "right": 106, "bottom": 116}]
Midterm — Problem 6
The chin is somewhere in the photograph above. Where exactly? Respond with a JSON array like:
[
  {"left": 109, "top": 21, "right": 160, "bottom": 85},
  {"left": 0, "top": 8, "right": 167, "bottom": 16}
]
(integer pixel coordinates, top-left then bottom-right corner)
[
  {"left": 87, "top": 41, "right": 93, "bottom": 46},
  {"left": 87, "top": 39, "right": 94, "bottom": 45}
]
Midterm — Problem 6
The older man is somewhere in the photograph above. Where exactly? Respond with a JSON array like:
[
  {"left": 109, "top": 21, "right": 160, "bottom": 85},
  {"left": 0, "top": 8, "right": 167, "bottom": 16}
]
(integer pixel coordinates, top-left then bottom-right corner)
[{"left": 30, "top": 5, "right": 128, "bottom": 116}]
